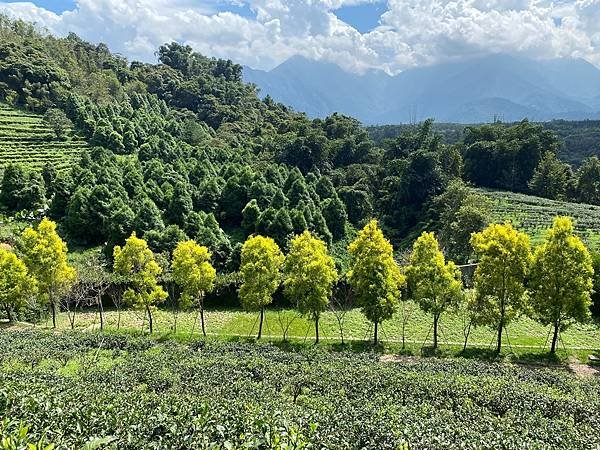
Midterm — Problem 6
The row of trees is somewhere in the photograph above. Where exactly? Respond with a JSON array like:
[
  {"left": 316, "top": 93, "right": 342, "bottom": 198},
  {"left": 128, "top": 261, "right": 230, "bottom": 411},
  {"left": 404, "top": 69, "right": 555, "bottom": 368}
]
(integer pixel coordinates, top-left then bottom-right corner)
[{"left": 1, "top": 216, "right": 593, "bottom": 353}]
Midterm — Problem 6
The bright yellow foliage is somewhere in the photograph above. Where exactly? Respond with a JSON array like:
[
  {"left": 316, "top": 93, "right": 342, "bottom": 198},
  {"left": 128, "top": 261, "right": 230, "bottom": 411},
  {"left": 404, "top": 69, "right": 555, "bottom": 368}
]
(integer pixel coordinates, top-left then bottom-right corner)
[
  {"left": 406, "top": 231, "right": 462, "bottom": 347},
  {"left": 283, "top": 231, "right": 338, "bottom": 334},
  {"left": 239, "top": 235, "right": 284, "bottom": 312},
  {"left": 0, "top": 248, "right": 37, "bottom": 317},
  {"left": 470, "top": 222, "right": 531, "bottom": 351},
  {"left": 529, "top": 217, "right": 593, "bottom": 349},
  {"left": 172, "top": 240, "right": 216, "bottom": 308},
  {"left": 20, "top": 218, "right": 75, "bottom": 308},
  {"left": 113, "top": 232, "right": 167, "bottom": 315},
  {"left": 348, "top": 220, "right": 404, "bottom": 334}
]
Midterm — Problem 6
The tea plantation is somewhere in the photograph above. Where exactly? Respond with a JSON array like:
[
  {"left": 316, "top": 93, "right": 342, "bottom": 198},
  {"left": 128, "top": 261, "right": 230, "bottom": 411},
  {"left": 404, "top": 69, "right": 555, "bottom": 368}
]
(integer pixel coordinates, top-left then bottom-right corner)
[
  {"left": 477, "top": 188, "right": 600, "bottom": 249},
  {"left": 0, "top": 103, "right": 87, "bottom": 171},
  {"left": 1, "top": 330, "right": 599, "bottom": 449}
]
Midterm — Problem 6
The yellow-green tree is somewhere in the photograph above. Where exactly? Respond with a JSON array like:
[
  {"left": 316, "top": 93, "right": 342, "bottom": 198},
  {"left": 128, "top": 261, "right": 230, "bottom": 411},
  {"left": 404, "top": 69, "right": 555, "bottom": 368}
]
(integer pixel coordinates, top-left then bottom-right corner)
[
  {"left": 471, "top": 223, "right": 531, "bottom": 353},
  {"left": 529, "top": 217, "right": 593, "bottom": 353},
  {"left": 20, "top": 218, "right": 76, "bottom": 328},
  {"left": 348, "top": 220, "right": 404, "bottom": 344},
  {"left": 406, "top": 231, "right": 463, "bottom": 349},
  {"left": 113, "top": 232, "right": 167, "bottom": 333},
  {"left": 0, "top": 248, "right": 37, "bottom": 321},
  {"left": 172, "top": 240, "right": 216, "bottom": 337},
  {"left": 239, "top": 235, "right": 284, "bottom": 339},
  {"left": 283, "top": 231, "right": 338, "bottom": 343}
]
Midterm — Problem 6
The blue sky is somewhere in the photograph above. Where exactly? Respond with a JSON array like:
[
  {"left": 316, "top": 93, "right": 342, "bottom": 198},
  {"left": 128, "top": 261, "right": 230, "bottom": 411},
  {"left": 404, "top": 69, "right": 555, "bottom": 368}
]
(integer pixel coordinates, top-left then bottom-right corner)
[
  {"left": 5, "top": 0, "right": 387, "bottom": 33},
  {"left": 9, "top": 0, "right": 74, "bottom": 13},
  {"left": 0, "top": 0, "right": 597, "bottom": 74}
]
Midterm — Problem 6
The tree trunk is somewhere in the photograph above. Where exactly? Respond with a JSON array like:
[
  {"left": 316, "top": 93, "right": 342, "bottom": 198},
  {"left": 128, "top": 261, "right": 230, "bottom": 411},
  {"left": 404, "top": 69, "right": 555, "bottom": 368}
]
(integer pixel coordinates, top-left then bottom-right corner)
[
  {"left": 496, "top": 319, "right": 503, "bottom": 354},
  {"left": 257, "top": 307, "right": 264, "bottom": 339},
  {"left": 550, "top": 320, "right": 560, "bottom": 354},
  {"left": 200, "top": 298, "right": 206, "bottom": 337},
  {"left": 315, "top": 314, "right": 319, "bottom": 344},
  {"left": 51, "top": 302, "right": 57, "bottom": 329},
  {"left": 98, "top": 295, "right": 104, "bottom": 331},
  {"left": 374, "top": 322, "right": 378, "bottom": 345},
  {"left": 5, "top": 306, "right": 13, "bottom": 322},
  {"left": 463, "top": 321, "right": 472, "bottom": 352},
  {"left": 146, "top": 305, "right": 153, "bottom": 334},
  {"left": 433, "top": 313, "right": 439, "bottom": 349}
]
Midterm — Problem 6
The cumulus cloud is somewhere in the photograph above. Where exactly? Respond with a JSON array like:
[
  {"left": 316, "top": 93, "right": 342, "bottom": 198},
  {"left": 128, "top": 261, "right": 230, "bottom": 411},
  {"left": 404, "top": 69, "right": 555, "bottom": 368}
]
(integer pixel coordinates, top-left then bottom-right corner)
[{"left": 0, "top": 0, "right": 599, "bottom": 73}]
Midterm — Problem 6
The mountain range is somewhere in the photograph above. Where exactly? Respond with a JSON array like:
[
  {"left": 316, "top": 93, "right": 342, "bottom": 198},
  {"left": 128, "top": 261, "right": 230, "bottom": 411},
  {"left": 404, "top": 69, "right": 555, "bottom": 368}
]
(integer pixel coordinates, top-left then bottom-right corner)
[{"left": 243, "top": 54, "right": 600, "bottom": 124}]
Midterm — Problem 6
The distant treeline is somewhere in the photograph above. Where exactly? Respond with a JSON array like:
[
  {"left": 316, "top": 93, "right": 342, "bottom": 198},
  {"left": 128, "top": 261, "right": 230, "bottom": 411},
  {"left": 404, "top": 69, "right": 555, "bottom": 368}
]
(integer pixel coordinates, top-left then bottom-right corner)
[{"left": 368, "top": 120, "right": 600, "bottom": 165}]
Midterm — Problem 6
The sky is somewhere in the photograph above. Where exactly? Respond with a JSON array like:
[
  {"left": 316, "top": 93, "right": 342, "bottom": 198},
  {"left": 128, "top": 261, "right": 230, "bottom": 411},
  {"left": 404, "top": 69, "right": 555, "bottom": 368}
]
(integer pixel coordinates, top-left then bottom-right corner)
[{"left": 0, "top": 0, "right": 599, "bottom": 74}]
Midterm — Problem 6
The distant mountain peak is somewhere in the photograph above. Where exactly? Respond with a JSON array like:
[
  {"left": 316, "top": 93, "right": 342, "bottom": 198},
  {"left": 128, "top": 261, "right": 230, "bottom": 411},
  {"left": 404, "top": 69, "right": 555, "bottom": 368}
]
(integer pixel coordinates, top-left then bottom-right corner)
[{"left": 243, "top": 54, "right": 600, "bottom": 124}]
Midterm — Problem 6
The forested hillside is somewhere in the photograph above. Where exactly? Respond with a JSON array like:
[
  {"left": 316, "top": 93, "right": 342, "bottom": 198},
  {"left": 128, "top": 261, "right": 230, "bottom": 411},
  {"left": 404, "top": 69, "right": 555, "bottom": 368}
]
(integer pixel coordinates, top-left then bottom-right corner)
[{"left": 3, "top": 13, "right": 600, "bottom": 273}]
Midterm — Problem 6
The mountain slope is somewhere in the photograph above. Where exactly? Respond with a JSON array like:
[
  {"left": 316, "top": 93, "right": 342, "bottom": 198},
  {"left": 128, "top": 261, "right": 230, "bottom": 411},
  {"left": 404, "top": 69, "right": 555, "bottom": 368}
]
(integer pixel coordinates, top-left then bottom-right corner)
[{"left": 244, "top": 54, "right": 600, "bottom": 124}]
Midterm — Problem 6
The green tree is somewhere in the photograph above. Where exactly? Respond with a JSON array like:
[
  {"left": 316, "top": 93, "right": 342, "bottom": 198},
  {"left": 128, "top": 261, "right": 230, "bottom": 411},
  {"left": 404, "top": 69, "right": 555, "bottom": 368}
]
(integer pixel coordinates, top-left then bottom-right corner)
[
  {"left": 283, "top": 231, "right": 338, "bottom": 343},
  {"left": 528, "top": 151, "right": 573, "bottom": 200},
  {"left": 113, "top": 232, "right": 167, "bottom": 333},
  {"left": 348, "top": 219, "right": 404, "bottom": 344},
  {"left": 575, "top": 156, "right": 600, "bottom": 204},
  {"left": 322, "top": 195, "right": 347, "bottom": 240},
  {"left": 470, "top": 223, "right": 531, "bottom": 353},
  {"left": 43, "top": 108, "right": 72, "bottom": 140},
  {"left": 0, "top": 248, "right": 37, "bottom": 321},
  {"left": 242, "top": 199, "right": 260, "bottom": 232},
  {"left": 239, "top": 235, "right": 284, "bottom": 339},
  {"left": 434, "top": 181, "right": 491, "bottom": 263},
  {"left": 171, "top": 240, "right": 216, "bottom": 337},
  {"left": 406, "top": 232, "right": 463, "bottom": 349},
  {"left": 20, "top": 218, "right": 76, "bottom": 328},
  {"left": 529, "top": 217, "right": 593, "bottom": 353}
]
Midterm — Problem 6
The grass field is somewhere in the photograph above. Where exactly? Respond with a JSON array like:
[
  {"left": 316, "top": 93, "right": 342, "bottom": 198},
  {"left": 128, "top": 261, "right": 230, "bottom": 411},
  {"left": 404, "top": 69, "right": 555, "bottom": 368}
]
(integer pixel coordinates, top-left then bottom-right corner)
[
  {"left": 0, "top": 102, "right": 87, "bottom": 171},
  {"left": 36, "top": 300, "right": 600, "bottom": 362},
  {"left": 476, "top": 188, "right": 600, "bottom": 249}
]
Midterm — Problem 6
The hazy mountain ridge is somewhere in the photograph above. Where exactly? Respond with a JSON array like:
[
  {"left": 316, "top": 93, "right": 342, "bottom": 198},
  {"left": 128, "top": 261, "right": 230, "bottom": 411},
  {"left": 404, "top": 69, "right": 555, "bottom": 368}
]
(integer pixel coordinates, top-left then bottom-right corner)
[{"left": 244, "top": 54, "right": 600, "bottom": 124}]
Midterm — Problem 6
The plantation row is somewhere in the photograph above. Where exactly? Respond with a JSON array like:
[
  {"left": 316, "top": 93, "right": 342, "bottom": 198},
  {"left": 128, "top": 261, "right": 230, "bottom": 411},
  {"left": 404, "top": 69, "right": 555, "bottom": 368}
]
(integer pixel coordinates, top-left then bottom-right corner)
[
  {"left": 2, "top": 215, "right": 594, "bottom": 355},
  {"left": 1, "top": 331, "right": 598, "bottom": 449},
  {"left": 0, "top": 102, "right": 87, "bottom": 171},
  {"left": 477, "top": 188, "right": 600, "bottom": 247}
]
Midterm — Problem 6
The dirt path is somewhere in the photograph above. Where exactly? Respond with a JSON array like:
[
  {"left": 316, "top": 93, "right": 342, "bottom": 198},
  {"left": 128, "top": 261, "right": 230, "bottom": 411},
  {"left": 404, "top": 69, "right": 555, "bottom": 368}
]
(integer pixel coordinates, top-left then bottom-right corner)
[{"left": 380, "top": 353, "right": 600, "bottom": 377}]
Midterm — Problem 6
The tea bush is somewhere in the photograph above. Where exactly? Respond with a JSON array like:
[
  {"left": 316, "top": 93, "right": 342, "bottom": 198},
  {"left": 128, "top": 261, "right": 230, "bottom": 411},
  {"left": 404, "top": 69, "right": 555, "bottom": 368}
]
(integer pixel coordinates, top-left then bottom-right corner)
[{"left": 1, "top": 331, "right": 599, "bottom": 449}]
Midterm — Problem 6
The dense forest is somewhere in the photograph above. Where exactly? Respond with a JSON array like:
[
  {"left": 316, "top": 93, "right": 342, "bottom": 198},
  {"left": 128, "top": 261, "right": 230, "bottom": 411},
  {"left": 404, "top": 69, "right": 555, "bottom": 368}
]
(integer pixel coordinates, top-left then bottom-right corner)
[
  {"left": 2, "top": 13, "right": 600, "bottom": 294},
  {"left": 369, "top": 120, "right": 600, "bottom": 165}
]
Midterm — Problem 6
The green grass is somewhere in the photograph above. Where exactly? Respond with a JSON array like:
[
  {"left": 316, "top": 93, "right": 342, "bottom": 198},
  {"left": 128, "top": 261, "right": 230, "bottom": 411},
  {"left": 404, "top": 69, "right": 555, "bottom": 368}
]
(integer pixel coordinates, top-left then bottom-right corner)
[
  {"left": 41, "top": 300, "right": 600, "bottom": 362},
  {"left": 0, "top": 102, "right": 87, "bottom": 171},
  {"left": 476, "top": 187, "right": 600, "bottom": 249}
]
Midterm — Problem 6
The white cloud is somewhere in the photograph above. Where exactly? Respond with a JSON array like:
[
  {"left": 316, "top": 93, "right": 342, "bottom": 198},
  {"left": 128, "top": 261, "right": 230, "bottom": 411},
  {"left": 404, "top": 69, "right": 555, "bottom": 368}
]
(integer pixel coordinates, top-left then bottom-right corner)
[{"left": 0, "top": 0, "right": 599, "bottom": 73}]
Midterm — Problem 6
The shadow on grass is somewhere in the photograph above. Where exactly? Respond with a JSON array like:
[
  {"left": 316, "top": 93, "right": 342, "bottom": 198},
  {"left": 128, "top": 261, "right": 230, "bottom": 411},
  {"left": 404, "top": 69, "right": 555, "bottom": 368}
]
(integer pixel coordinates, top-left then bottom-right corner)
[{"left": 511, "top": 350, "right": 565, "bottom": 366}]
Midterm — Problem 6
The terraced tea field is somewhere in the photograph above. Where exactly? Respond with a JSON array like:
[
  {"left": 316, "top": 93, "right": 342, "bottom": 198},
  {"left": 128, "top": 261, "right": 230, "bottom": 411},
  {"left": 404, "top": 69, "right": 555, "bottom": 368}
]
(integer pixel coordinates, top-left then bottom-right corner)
[
  {"left": 0, "top": 103, "right": 87, "bottom": 171},
  {"left": 476, "top": 188, "right": 600, "bottom": 249}
]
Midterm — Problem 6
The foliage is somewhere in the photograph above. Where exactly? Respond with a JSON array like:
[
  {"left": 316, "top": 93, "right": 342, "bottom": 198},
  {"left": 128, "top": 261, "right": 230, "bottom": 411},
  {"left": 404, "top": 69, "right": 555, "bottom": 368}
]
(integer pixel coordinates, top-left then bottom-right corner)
[
  {"left": 172, "top": 240, "right": 216, "bottom": 336},
  {"left": 470, "top": 223, "right": 531, "bottom": 353},
  {"left": 19, "top": 218, "right": 76, "bottom": 328},
  {"left": 239, "top": 235, "right": 284, "bottom": 338},
  {"left": 283, "top": 231, "right": 338, "bottom": 342},
  {"left": 2, "top": 331, "right": 600, "bottom": 449},
  {"left": 348, "top": 220, "right": 404, "bottom": 343},
  {"left": 462, "top": 120, "right": 559, "bottom": 193},
  {"left": 43, "top": 108, "right": 72, "bottom": 140},
  {"left": 528, "top": 151, "right": 573, "bottom": 200},
  {"left": 406, "top": 232, "right": 463, "bottom": 349},
  {"left": 113, "top": 232, "right": 167, "bottom": 332},
  {"left": 434, "top": 181, "right": 491, "bottom": 263},
  {"left": 0, "top": 247, "right": 36, "bottom": 320},
  {"left": 529, "top": 217, "right": 593, "bottom": 353}
]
